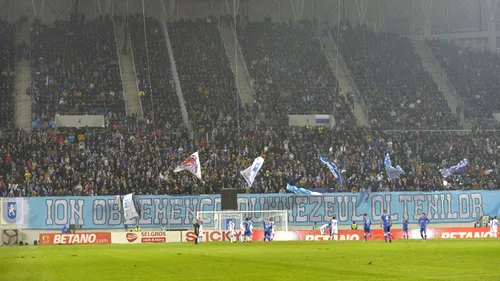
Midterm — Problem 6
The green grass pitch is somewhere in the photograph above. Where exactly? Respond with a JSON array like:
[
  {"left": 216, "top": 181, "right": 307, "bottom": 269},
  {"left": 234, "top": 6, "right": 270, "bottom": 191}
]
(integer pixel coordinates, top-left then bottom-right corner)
[{"left": 1, "top": 239, "right": 499, "bottom": 281}]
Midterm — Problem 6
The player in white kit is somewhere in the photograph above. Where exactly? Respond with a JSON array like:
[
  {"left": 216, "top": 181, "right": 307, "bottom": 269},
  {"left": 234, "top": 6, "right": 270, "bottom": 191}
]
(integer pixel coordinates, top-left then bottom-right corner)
[
  {"left": 320, "top": 223, "right": 330, "bottom": 235},
  {"left": 330, "top": 216, "right": 338, "bottom": 241},
  {"left": 239, "top": 221, "right": 245, "bottom": 242},
  {"left": 490, "top": 216, "right": 498, "bottom": 238},
  {"left": 228, "top": 218, "right": 236, "bottom": 243},
  {"left": 270, "top": 218, "right": 275, "bottom": 241}
]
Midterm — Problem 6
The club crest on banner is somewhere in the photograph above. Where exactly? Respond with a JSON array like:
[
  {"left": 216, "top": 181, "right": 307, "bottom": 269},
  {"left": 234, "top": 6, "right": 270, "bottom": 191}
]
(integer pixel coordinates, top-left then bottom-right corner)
[{"left": 7, "top": 202, "right": 17, "bottom": 219}]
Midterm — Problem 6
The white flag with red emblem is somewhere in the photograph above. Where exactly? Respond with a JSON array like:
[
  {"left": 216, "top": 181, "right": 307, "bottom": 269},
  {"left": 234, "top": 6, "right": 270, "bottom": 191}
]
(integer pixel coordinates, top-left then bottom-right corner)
[{"left": 174, "top": 151, "right": 202, "bottom": 180}]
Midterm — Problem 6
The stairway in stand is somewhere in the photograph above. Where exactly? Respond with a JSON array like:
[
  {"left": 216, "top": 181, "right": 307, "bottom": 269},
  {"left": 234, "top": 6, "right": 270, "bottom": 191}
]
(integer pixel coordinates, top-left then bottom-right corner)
[
  {"left": 320, "top": 36, "right": 369, "bottom": 126},
  {"left": 114, "top": 21, "right": 142, "bottom": 117},
  {"left": 411, "top": 39, "right": 469, "bottom": 128},
  {"left": 219, "top": 25, "right": 256, "bottom": 110},
  {"left": 14, "top": 22, "right": 32, "bottom": 130}
]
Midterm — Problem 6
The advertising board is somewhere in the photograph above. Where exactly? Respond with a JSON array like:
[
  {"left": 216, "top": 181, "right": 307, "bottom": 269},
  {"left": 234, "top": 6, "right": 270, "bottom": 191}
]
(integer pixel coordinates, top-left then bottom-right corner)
[
  {"left": 182, "top": 228, "right": 496, "bottom": 242},
  {"left": 39, "top": 232, "right": 111, "bottom": 245},
  {"left": 111, "top": 232, "right": 181, "bottom": 244}
]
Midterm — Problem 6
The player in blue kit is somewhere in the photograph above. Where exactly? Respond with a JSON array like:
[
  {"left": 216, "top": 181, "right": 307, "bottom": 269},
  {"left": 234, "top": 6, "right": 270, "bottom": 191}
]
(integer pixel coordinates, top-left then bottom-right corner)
[
  {"left": 402, "top": 216, "right": 410, "bottom": 240},
  {"left": 363, "top": 214, "right": 372, "bottom": 242},
  {"left": 242, "top": 217, "right": 253, "bottom": 243},
  {"left": 380, "top": 210, "right": 392, "bottom": 243},
  {"left": 263, "top": 218, "right": 272, "bottom": 242},
  {"left": 418, "top": 213, "right": 430, "bottom": 241}
]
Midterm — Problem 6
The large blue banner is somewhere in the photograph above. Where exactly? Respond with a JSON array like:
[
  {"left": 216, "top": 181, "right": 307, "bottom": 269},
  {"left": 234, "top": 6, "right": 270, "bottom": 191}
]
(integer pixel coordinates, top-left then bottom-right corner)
[{"left": 10, "top": 191, "right": 500, "bottom": 229}]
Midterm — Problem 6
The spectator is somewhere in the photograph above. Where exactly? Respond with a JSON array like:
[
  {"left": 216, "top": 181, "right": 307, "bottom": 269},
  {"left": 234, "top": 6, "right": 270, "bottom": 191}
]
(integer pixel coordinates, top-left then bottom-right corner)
[
  {"left": 0, "top": 125, "right": 498, "bottom": 197},
  {"left": 168, "top": 17, "right": 243, "bottom": 136},
  {"left": 128, "top": 15, "right": 186, "bottom": 134},
  {"left": 30, "top": 15, "right": 126, "bottom": 127},
  {"left": 332, "top": 22, "right": 458, "bottom": 129},
  {"left": 428, "top": 39, "right": 500, "bottom": 126},
  {"left": 0, "top": 20, "right": 15, "bottom": 129},
  {"left": 238, "top": 19, "right": 354, "bottom": 127}
]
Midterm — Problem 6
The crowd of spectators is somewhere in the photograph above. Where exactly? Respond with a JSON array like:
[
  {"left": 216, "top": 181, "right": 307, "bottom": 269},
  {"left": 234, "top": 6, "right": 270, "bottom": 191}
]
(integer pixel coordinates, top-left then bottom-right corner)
[
  {"left": 427, "top": 39, "right": 500, "bottom": 123},
  {"left": 0, "top": 124, "right": 498, "bottom": 197},
  {"left": 332, "top": 23, "right": 459, "bottom": 129},
  {"left": 1, "top": 16, "right": 499, "bottom": 198},
  {"left": 167, "top": 18, "right": 243, "bottom": 135},
  {"left": 238, "top": 19, "right": 354, "bottom": 126},
  {"left": 30, "top": 15, "right": 125, "bottom": 126},
  {"left": 127, "top": 15, "right": 185, "bottom": 133},
  {"left": 0, "top": 20, "right": 16, "bottom": 129}
]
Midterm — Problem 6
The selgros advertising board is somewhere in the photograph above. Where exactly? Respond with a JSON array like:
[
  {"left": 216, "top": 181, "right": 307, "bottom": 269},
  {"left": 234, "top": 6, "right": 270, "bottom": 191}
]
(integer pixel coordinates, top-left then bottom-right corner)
[{"left": 5, "top": 191, "right": 500, "bottom": 229}]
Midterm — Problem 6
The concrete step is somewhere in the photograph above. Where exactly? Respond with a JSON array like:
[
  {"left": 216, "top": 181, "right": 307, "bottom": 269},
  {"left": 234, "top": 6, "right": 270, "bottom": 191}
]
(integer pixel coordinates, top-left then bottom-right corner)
[
  {"left": 114, "top": 22, "right": 142, "bottom": 117},
  {"left": 411, "top": 39, "right": 464, "bottom": 124},
  {"left": 14, "top": 60, "right": 32, "bottom": 129},
  {"left": 220, "top": 26, "right": 255, "bottom": 109},
  {"left": 320, "top": 36, "right": 368, "bottom": 126}
]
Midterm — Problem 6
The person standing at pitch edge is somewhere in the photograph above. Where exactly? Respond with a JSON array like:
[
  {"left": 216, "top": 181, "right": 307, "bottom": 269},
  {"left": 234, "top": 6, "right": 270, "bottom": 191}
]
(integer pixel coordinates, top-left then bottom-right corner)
[
  {"left": 193, "top": 219, "right": 201, "bottom": 245},
  {"left": 351, "top": 221, "right": 358, "bottom": 230}
]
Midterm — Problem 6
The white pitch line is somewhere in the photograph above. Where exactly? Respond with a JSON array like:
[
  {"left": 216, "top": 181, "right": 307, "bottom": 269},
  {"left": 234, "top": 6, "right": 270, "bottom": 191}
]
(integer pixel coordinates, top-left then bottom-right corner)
[
  {"left": 421, "top": 274, "right": 500, "bottom": 280},
  {"left": 335, "top": 273, "right": 500, "bottom": 281}
]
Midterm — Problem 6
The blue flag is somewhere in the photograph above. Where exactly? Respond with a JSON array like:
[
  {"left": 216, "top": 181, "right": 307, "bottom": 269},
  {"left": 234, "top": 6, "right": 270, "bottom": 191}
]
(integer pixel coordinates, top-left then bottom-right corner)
[
  {"left": 362, "top": 186, "right": 371, "bottom": 204},
  {"left": 317, "top": 150, "right": 343, "bottom": 185},
  {"left": 286, "top": 184, "right": 322, "bottom": 196},
  {"left": 384, "top": 153, "right": 404, "bottom": 180},
  {"left": 441, "top": 159, "right": 468, "bottom": 178}
]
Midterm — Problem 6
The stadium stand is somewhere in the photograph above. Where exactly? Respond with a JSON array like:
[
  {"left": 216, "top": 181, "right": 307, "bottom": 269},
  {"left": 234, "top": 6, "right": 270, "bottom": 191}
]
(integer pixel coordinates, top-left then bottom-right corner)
[
  {"left": 0, "top": 125, "right": 498, "bottom": 197},
  {"left": 0, "top": 15, "right": 498, "bottom": 198},
  {"left": 332, "top": 23, "right": 458, "bottom": 129},
  {"left": 237, "top": 20, "right": 354, "bottom": 127},
  {"left": 30, "top": 15, "right": 125, "bottom": 126},
  {"left": 128, "top": 15, "right": 185, "bottom": 133},
  {"left": 167, "top": 18, "right": 243, "bottom": 135},
  {"left": 0, "top": 20, "right": 16, "bottom": 129},
  {"left": 427, "top": 39, "right": 500, "bottom": 124}
]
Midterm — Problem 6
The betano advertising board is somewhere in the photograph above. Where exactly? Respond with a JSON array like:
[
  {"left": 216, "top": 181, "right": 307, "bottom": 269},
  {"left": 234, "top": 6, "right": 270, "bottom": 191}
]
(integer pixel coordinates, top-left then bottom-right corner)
[{"left": 36, "top": 227, "right": 496, "bottom": 245}]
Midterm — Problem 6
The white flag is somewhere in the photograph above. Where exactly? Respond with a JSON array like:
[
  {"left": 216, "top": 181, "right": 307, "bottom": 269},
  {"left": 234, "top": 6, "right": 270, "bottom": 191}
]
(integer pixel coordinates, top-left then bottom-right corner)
[
  {"left": 174, "top": 151, "right": 202, "bottom": 180},
  {"left": 240, "top": 156, "right": 264, "bottom": 187},
  {"left": 122, "top": 193, "right": 140, "bottom": 221}
]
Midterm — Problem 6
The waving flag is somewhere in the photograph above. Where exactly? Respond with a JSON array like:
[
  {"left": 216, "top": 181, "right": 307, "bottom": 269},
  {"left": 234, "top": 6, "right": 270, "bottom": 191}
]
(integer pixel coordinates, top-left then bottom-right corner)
[
  {"left": 317, "top": 150, "right": 343, "bottom": 185},
  {"left": 384, "top": 153, "right": 404, "bottom": 180},
  {"left": 122, "top": 193, "right": 141, "bottom": 222},
  {"left": 286, "top": 184, "right": 322, "bottom": 195},
  {"left": 362, "top": 186, "right": 371, "bottom": 204},
  {"left": 441, "top": 159, "right": 468, "bottom": 178},
  {"left": 356, "top": 186, "right": 372, "bottom": 207},
  {"left": 174, "top": 151, "right": 202, "bottom": 180},
  {"left": 240, "top": 156, "right": 264, "bottom": 187}
]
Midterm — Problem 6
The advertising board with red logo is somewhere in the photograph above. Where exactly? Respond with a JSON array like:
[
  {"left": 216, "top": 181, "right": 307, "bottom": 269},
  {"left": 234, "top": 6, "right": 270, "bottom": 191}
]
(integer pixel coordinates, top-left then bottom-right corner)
[
  {"left": 39, "top": 232, "right": 111, "bottom": 245},
  {"left": 111, "top": 231, "right": 181, "bottom": 244},
  {"left": 184, "top": 230, "right": 242, "bottom": 242},
  {"left": 280, "top": 228, "right": 496, "bottom": 241},
  {"left": 183, "top": 228, "right": 496, "bottom": 242},
  {"left": 140, "top": 232, "right": 167, "bottom": 243},
  {"left": 182, "top": 230, "right": 364, "bottom": 242}
]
